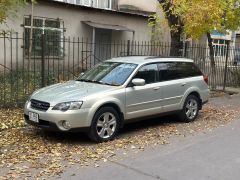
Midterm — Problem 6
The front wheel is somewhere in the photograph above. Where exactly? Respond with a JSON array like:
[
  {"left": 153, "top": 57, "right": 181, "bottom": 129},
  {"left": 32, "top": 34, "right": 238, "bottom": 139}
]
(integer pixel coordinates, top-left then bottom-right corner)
[
  {"left": 179, "top": 95, "right": 200, "bottom": 123},
  {"left": 88, "top": 107, "right": 120, "bottom": 143}
]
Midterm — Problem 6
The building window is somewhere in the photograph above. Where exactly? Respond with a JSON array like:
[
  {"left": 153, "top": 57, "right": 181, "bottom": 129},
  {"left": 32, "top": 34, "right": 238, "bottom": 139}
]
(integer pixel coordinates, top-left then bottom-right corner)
[
  {"left": 24, "top": 16, "right": 65, "bottom": 57},
  {"left": 61, "top": 0, "right": 113, "bottom": 9},
  {"left": 92, "top": 0, "right": 112, "bottom": 9},
  {"left": 212, "top": 39, "right": 228, "bottom": 57}
]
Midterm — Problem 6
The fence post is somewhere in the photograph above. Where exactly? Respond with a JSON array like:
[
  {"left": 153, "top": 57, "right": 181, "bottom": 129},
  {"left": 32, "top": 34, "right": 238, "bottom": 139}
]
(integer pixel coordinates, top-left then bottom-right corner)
[
  {"left": 223, "top": 40, "right": 230, "bottom": 91},
  {"left": 127, "top": 40, "right": 130, "bottom": 56},
  {"left": 41, "top": 33, "right": 45, "bottom": 87}
]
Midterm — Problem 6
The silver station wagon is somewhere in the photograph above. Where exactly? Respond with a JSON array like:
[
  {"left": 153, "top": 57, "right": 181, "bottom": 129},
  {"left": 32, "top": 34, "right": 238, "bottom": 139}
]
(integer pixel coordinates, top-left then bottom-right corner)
[{"left": 24, "top": 56, "right": 209, "bottom": 142}]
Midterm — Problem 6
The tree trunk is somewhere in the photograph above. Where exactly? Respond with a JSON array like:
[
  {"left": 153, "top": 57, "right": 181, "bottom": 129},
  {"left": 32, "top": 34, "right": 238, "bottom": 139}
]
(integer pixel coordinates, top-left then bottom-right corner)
[
  {"left": 207, "top": 32, "right": 216, "bottom": 89},
  {"left": 170, "top": 30, "right": 182, "bottom": 56},
  {"left": 157, "top": 0, "right": 183, "bottom": 56}
]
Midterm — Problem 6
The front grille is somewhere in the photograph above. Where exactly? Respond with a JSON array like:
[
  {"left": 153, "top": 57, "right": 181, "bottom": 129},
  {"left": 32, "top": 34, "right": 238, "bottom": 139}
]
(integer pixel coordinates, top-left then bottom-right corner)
[{"left": 30, "top": 99, "right": 50, "bottom": 111}]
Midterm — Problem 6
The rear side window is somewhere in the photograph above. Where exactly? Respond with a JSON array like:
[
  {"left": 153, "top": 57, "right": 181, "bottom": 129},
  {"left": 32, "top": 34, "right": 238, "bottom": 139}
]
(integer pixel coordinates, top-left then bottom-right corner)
[
  {"left": 158, "top": 62, "right": 202, "bottom": 82},
  {"left": 179, "top": 62, "right": 202, "bottom": 78}
]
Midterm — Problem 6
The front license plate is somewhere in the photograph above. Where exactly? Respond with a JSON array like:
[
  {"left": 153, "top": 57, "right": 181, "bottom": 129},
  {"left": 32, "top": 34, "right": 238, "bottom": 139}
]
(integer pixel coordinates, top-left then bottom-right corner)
[{"left": 29, "top": 112, "right": 39, "bottom": 123}]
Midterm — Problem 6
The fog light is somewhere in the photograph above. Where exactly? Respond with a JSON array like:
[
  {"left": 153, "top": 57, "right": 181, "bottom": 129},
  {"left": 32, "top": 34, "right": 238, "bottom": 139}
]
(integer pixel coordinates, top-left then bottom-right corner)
[{"left": 62, "top": 120, "right": 71, "bottom": 130}]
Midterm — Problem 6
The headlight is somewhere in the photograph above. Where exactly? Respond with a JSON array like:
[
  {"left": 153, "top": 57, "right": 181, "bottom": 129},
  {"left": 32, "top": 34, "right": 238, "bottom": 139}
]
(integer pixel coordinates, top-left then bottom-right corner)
[
  {"left": 52, "top": 101, "right": 83, "bottom": 111},
  {"left": 25, "top": 96, "right": 31, "bottom": 105}
]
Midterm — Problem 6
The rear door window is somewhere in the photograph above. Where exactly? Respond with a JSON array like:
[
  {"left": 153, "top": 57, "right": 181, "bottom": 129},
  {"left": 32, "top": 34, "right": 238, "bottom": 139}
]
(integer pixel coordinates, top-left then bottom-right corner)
[{"left": 158, "top": 62, "right": 181, "bottom": 81}]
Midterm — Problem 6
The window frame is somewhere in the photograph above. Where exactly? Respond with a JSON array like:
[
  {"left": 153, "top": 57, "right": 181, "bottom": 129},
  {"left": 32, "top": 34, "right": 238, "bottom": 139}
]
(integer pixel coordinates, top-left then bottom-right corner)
[
  {"left": 128, "top": 63, "right": 159, "bottom": 87},
  {"left": 64, "top": 0, "right": 113, "bottom": 10},
  {"left": 212, "top": 39, "right": 228, "bottom": 57},
  {"left": 23, "top": 15, "right": 65, "bottom": 59},
  {"left": 157, "top": 62, "right": 181, "bottom": 82},
  {"left": 157, "top": 62, "right": 203, "bottom": 82}
]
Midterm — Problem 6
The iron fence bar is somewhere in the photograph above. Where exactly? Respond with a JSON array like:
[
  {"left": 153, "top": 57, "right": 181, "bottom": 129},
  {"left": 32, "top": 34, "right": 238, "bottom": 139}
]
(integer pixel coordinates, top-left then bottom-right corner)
[
  {"left": 51, "top": 38, "right": 54, "bottom": 83},
  {"left": 10, "top": 32, "right": 13, "bottom": 104},
  {"left": 223, "top": 41, "right": 230, "bottom": 91},
  {"left": 68, "top": 36, "right": 70, "bottom": 80},
  {"left": 33, "top": 36, "right": 36, "bottom": 90},
  {"left": 3, "top": 32, "right": 6, "bottom": 106},
  {"left": 77, "top": 37, "right": 80, "bottom": 74},
  {"left": 16, "top": 32, "right": 19, "bottom": 106},
  {"left": 22, "top": 32, "right": 25, "bottom": 100},
  {"left": 57, "top": 38, "right": 60, "bottom": 83},
  {"left": 63, "top": 36, "right": 66, "bottom": 80},
  {"left": 47, "top": 37, "right": 50, "bottom": 85},
  {"left": 41, "top": 33, "right": 45, "bottom": 87},
  {"left": 73, "top": 37, "right": 75, "bottom": 79},
  {"left": 81, "top": 37, "right": 84, "bottom": 72},
  {"left": 85, "top": 38, "right": 88, "bottom": 70}
]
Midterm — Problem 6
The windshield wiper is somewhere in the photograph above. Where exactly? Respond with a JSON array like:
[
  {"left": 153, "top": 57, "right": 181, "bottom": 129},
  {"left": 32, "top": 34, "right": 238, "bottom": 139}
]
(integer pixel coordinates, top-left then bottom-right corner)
[
  {"left": 76, "top": 79, "right": 97, "bottom": 83},
  {"left": 98, "top": 81, "right": 119, "bottom": 86},
  {"left": 77, "top": 79, "right": 119, "bottom": 86}
]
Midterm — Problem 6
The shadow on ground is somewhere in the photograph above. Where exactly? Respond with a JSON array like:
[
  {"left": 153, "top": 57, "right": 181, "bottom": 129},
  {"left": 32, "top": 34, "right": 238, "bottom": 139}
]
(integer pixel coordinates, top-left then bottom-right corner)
[{"left": 40, "top": 114, "right": 182, "bottom": 145}]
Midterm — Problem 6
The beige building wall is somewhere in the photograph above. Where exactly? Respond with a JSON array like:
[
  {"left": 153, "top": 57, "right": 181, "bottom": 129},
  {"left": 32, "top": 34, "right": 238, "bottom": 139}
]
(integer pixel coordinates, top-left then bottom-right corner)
[
  {"left": 118, "top": 0, "right": 158, "bottom": 13},
  {"left": 2, "top": 1, "right": 152, "bottom": 41}
]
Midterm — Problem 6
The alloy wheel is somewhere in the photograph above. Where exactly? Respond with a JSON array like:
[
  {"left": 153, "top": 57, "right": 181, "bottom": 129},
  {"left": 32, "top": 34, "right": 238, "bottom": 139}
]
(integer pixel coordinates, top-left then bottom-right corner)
[
  {"left": 185, "top": 99, "right": 198, "bottom": 120},
  {"left": 96, "top": 112, "right": 117, "bottom": 139}
]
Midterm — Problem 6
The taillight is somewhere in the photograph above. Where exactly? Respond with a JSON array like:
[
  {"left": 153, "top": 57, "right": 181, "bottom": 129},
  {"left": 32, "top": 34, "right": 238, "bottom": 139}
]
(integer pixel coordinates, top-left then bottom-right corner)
[{"left": 203, "top": 75, "right": 208, "bottom": 84}]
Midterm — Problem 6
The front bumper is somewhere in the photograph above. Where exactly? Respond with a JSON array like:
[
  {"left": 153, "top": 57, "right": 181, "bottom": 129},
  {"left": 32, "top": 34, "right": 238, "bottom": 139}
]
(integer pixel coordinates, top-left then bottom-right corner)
[{"left": 24, "top": 101, "right": 92, "bottom": 132}]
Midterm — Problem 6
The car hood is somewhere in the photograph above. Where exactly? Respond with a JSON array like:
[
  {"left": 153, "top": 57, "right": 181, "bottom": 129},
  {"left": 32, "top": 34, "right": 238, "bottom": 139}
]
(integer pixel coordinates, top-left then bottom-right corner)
[{"left": 31, "top": 80, "right": 117, "bottom": 105}]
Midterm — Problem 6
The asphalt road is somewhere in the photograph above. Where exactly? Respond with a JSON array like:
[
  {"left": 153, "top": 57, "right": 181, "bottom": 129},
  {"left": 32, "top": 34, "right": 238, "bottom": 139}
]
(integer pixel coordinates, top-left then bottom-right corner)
[
  {"left": 58, "top": 116, "right": 240, "bottom": 180},
  {"left": 53, "top": 94, "right": 240, "bottom": 180}
]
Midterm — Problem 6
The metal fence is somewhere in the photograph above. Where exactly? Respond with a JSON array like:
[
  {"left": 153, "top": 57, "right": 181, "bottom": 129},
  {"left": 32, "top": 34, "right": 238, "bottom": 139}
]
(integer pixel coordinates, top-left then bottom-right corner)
[{"left": 0, "top": 32, "right": 240, "bottom": 107}]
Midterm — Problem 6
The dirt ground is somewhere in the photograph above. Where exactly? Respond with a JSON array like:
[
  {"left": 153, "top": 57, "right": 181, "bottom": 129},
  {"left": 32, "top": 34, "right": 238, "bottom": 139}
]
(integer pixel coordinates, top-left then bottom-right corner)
[{"left": 0, "top": 91, "right": 240, "bottom": 179}]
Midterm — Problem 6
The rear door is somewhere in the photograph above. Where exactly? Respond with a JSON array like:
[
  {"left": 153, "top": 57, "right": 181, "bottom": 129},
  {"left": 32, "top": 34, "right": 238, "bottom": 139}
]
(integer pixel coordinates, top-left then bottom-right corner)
[
  {"left": 158, "top": 62, "right": 203, "bottom": 112},
  {"left": 157, "top": 62, "right": 186, "bottom": 112}
]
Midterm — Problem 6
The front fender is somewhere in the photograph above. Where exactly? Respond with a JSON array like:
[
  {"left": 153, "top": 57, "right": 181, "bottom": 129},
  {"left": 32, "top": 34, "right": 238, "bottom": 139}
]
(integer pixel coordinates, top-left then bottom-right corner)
[{"left": 86, "top": 98, "right": 125, "bottom": 124}]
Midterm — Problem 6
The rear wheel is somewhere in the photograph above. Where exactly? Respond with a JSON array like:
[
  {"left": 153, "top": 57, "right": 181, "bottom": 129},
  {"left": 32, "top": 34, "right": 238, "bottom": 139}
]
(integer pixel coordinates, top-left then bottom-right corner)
[
  {"left": 179, "top": 95, "right": 200, "bottom": 123},
  {"left": 88, "top": 107, "right": 120, "bottom": 143}
]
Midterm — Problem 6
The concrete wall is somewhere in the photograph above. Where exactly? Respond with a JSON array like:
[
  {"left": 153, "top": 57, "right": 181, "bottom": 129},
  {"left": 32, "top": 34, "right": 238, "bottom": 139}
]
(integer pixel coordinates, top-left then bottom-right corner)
[
  {"left": 1, "top": 1, "right": 152, "bottom": 41},
  {"left": 118, "top": 0, "right": 158, "bottom": 13}
]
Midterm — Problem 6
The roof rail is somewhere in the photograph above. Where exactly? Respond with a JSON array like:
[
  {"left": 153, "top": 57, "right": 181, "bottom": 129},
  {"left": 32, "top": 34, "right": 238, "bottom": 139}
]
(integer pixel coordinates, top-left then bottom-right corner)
[{"left": 145, "top": 56, "right": 183, "bottom": 59}]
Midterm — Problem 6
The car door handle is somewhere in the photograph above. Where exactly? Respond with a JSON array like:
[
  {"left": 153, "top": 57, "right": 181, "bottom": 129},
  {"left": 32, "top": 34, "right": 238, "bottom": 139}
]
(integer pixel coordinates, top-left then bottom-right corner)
[
  {"left": 181, "top": 83, "right": 187, "bottom": 86},
  {"left": 153, "top": 87, "right": 160, "bottom": 90}
]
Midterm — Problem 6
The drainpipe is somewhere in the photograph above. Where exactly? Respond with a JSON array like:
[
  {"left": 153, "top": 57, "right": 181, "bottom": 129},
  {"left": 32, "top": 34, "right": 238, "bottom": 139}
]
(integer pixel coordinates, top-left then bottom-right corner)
[{"left": 92, "top": 27, "right": 96, "bottom": 66}]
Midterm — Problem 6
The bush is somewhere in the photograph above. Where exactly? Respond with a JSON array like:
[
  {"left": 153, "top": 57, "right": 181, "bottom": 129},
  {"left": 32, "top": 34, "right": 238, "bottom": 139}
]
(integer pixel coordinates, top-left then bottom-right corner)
[{"left": 0, "top": 70, "right": 56, "bottom": 106}]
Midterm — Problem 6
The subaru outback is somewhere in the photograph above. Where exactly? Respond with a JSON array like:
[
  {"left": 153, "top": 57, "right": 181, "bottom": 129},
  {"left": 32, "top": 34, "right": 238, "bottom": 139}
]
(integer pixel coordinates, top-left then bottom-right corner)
[{"left": 24, "top": 56, "right": 209, "bottom": 142}]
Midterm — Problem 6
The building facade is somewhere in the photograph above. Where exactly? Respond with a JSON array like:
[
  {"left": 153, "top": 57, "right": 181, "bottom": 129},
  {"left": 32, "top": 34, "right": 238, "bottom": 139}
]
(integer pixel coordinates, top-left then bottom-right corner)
[{"left": 0, "top": 0, "right": 170, "bottom": 70}]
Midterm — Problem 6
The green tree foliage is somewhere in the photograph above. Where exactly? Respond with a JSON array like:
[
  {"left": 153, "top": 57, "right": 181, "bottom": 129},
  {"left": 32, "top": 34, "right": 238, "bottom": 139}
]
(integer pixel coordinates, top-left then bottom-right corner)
[
  {"left": 155, "top": 0, "right": 240, "bottom": 88},
  {"left": 0, "top": 0, "right": 27, "bottom": 24},
  {"left": 170, "top": 0, "right": 240, "bottom": 39}
]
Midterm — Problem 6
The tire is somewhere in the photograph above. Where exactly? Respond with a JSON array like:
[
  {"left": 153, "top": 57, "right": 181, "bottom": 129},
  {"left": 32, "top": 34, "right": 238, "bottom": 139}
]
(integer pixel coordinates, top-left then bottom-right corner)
[
  {"left": 179, "top": 95, "right": 200, "bottom": 123},
  {"left": 88, "top": 106, "right": 120, "bottom": 143}
]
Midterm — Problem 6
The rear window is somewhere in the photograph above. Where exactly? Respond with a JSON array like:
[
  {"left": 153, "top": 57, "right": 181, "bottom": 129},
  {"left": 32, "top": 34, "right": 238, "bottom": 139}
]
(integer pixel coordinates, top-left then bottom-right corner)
[
  {"left": 179, "top": 62, "right": 202, "bottom": 78},
  {"left": 158, "top": 62, "right": 202, "bottom": 81}
]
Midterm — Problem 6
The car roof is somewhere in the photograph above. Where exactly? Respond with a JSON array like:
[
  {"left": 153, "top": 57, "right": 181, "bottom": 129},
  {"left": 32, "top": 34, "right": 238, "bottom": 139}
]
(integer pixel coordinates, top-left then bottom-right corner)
[{"left": 105, "top": 56, "right": 194, "bottom": 65}]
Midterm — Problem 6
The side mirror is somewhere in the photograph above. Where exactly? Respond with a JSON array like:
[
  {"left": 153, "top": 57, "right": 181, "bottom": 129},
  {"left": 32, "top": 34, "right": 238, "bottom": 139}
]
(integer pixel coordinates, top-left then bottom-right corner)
[{"left": 132, "top": 78, "right": 145, "bottom": 86}]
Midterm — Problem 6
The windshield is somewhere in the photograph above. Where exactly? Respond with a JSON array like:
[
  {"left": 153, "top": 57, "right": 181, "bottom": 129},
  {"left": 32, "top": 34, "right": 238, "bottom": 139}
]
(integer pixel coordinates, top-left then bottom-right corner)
[{"left": 77, "top": 62, "right": 138, "bottom": 86}]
